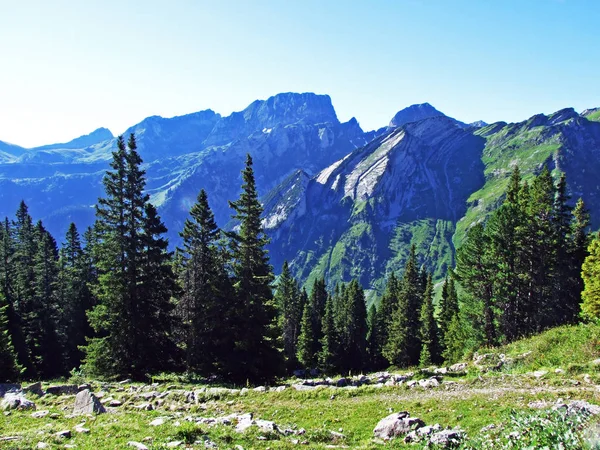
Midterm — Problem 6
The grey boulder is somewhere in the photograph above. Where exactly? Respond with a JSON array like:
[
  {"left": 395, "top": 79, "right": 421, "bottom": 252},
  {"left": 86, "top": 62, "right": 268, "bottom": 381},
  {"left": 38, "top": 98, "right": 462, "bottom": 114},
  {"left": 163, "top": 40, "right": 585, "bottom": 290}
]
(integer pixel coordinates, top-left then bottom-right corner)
[{"left": 73, "top": 389, "right": 106, "bottom": 415}]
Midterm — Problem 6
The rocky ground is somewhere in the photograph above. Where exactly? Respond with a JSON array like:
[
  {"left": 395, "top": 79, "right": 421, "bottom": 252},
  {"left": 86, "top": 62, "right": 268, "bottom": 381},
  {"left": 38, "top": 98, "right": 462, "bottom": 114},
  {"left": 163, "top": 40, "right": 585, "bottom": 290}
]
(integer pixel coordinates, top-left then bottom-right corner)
[{"left": 2, "top": 352, "right": 600, "bottom": 449}]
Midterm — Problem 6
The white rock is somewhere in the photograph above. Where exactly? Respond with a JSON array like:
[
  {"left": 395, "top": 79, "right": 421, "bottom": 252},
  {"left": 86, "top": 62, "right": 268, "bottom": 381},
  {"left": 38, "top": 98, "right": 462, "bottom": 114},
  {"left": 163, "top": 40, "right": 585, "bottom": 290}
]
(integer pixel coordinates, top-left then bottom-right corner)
[
  {"left": 150, "top": 418, "right": 166, "bottom": 426},
  {"left": 127, "top": 442, "right": 149, "bottom": 450}
]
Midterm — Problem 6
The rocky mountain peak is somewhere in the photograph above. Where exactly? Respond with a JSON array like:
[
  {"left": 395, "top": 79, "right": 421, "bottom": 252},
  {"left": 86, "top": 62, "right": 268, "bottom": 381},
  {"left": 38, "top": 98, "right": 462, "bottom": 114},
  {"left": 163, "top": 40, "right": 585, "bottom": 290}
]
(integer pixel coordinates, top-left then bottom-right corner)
[
  {"left": 389, "top": 102, "right": 446, "bottom": 128},
  {"left": 203, "top": 92, "right": 338, "bottom": 147}
]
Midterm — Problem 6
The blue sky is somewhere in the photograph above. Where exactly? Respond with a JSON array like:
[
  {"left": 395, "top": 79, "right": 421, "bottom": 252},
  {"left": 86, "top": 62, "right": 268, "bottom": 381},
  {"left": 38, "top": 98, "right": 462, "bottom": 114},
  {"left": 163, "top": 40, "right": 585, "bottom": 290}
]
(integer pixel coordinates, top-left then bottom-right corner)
[{"left": 1, "top": 0, "right": 598, "bottom": 147}]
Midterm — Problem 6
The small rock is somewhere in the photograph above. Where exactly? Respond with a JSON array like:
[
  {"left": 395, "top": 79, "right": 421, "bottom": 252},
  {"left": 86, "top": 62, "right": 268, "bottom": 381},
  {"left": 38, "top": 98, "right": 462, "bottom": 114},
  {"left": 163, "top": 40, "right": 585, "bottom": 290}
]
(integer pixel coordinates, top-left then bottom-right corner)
[
  {"left": 419, "top": 378, "right": 440, "bottom": 388},
  {"left": 531, "top": 370, "right": 548, "bottom": 379},
  {"left": 78, "top": 384, "right": 91, "bottom": 392},
  {"left": 253, "top": 386, "right": 267, "bottom": 392},
  {"left": 32, "top": 410, "right": 50, "bottom": 418},
  {"left": 119, "top": 379, "right": 132, "bottom": 384},
  {"left": 166, "top": 441, "right": 183, "bottom": 448},
  {"left": 108, "top": 399, "right": 122, "bottom": 407},
  {"left": 36, "top": 443, "right": 49, "bottom": 449},
  {"left": 555, "top": 368, "right": 565, "bottom": 374},
  {"left": 55, "top": 430, "right": 71, "bottom": 439},
  {"left": 430, "top": 428, "right": 465, "bottom": 447},
  {"left": 449, "top": 362, "right": 468, "bottom": 373},
  {"left": 75, "top": 426, "right": 90, "bottom": 434},
  {"left": 150, "top": 418, "right": 166, "bottom": 426},
  {"left": 127, "top": 442, "right": 149, "bottom": 450}
]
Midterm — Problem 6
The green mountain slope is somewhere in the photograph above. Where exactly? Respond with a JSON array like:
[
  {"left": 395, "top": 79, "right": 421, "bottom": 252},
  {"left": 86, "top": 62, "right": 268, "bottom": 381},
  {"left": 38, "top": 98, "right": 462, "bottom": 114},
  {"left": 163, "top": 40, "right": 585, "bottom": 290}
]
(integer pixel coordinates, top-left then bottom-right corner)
[{"left": 264, "top": 107, "right": 600, "bottom": 301}]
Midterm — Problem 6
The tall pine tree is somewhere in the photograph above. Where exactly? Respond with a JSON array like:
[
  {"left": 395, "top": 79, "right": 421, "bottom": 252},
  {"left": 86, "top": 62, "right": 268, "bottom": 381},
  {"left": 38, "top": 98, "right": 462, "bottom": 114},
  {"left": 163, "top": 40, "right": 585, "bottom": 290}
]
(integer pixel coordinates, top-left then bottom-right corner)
[{"left": 228, "top": 154, "right": 283, "bottom": 382}]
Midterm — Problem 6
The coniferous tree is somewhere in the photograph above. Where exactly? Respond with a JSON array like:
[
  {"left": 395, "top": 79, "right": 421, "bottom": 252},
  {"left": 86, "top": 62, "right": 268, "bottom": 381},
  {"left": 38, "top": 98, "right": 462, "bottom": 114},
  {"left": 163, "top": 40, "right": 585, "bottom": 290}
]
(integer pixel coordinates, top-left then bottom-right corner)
[
  {"left": 568, "top": 199, "right": 590, "bottom": 321},
  {"left": 178, "top": 189, "right": 234, "bottom": 376},
  {"left": 296, "top": 302, "right": 317, "bottom": 368},
  {"left": 85, "top": 134, "right": 175, "bottom": 379},
  {"left": 438, "top": 276, "right": 459, "bottom": 348},
  {"left": 31, "top": 221, "right": 62, "bottom": 378},
  {"left": 336, "top": 279, "right": 367, "bottom": 373},
  {"left": 374, "top": 273, "right": 400, "bottom": 368},
  {"left": 56, "top": 223, "right": 94, "bottom": 371},
  {"left": 319, "top": 293, "right": 339, "bottom": 373},
  {"left": 0, "top": 291, "right": 21, "bottom": 381},
  {"left": 275, "top": 261, "right": 303, "bottom": 369},
  {"left": 12, "top": 201, "right": 37, "bottom": 375},
  {"left": 455, "top": 223, "right": 497, "bottom": 347},
  {"left": 366, "top": 304, "right": 380, "bottom": 369},
  {"left": 442, "top": 314, "right": 467, "bottom": 364},
  {"left": 581, "top": 234, "right": 600, "bottom": 320},
  {"left": 228, "top": 154, "right": 282, "bottom": 382},
  {"left": 384, "top": 245, "right": 422, "bottom": 367},
  {"left": 419, "top": 274, "right": 439, "bottom": 366}
]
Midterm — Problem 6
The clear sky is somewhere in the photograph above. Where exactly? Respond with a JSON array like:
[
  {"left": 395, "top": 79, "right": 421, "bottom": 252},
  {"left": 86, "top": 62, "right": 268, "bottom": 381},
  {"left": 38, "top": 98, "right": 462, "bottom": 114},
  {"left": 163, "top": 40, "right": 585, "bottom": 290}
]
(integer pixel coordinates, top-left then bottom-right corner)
[{"left": 1, "top": 0, "right": 599, "bottom": 148}]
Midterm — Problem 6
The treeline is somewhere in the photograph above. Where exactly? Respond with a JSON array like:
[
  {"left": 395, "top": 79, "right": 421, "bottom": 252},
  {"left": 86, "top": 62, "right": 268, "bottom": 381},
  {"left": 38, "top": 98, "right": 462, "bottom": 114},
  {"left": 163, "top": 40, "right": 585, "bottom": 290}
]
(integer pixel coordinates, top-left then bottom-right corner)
[{"left": 0, "top": 142, "right": 598, "bottom": 383}]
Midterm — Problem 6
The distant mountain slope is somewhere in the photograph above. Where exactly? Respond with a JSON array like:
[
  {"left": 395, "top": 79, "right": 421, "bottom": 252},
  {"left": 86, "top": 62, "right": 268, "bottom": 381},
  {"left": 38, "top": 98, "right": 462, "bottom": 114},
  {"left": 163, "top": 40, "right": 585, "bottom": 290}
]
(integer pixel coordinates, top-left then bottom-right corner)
[
  {"left": 0, "top": 93, "right": 368, "bottom": 243},
  {"left": 262, "top": 106, "right": 600, "bottom": 300}
]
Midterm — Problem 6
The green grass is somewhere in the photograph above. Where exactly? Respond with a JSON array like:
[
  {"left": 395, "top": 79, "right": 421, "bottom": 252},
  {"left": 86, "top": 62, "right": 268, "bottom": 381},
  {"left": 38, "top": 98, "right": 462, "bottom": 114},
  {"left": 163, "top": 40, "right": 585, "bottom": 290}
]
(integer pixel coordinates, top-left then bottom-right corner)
[
  {"left": 4, "top": 324, "right": 600, "bottom": 448},
  {"left": 584, "top": 109, "right": 600, "bottom": 122},
  {"left": 481, "top": 322, "right": 600, "bottom": 375}
]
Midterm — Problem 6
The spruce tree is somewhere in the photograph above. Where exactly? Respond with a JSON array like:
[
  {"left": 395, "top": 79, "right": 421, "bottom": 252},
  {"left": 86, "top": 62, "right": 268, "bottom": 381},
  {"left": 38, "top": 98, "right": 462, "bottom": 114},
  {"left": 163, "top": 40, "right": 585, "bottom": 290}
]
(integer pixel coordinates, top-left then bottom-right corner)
[
  {"left": 228, "top": 154, "right": 282, "bottom": 382},
  {"left": 375, "top": 273, "right": 400, "bottom": 367},
  {"left": 178, "top": 189, "right": 233, "bottom": 376},
  {"left": 297, "top": 302, "right": 317, "bottom": 368},
  {"left": 568, "top": 199, "right": 590, "bottom": 321},
  {"left": 275, "top": 261, "right": 303, "bottom": 369},
  {"left": 419, "top": 274, "right": 439, "bottom": 366},
  {"left": 366, "top": 304, "right": 380, "bottom": 369},
  {"left": 31, "top": 221, "right": 62, "bottom": 378},
  {"left": 319, "top": 294, "right": 339, "bottom": 373},
  {"left": 438, "top": 276, "right": 459, "bottom": 347},
  {"left": 0, "top": 291, "right": 21, "bottom": 381},
  {"left": 442, "top": 314, "right": 466, "bottom": 364},
  {"left": 581, "top": 234, "right": 600, "bottom": 320},
  {"left": 336, "top": 279, "right": 367, "bottom": 373},
  {"left": 454, "top": 223, "right": 497, "bottom": 347},
  {"left": 383, "top": 245, "right": 422, "bottom": 367},
  {"left": 85, "top": 134, "right": 176, "bottom": 379},
  {"left": 56, "top": 223, "right": 94, "bottom": 371}
]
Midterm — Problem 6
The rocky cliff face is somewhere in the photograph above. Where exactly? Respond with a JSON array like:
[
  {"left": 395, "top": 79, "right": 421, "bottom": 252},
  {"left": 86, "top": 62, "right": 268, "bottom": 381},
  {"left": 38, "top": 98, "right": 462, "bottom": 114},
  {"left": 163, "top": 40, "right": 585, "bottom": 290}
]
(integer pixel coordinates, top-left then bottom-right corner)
[{"left": 264, "top": 116, "right": 486, "bottom": 299}]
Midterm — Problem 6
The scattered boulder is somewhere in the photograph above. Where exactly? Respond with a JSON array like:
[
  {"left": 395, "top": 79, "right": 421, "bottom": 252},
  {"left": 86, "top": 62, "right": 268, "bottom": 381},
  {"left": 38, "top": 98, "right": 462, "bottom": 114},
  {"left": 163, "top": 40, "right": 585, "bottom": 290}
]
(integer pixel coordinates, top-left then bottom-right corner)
[
  {"left": 449, "top": 363, "right": 468, "bottom": 374},
  {"left": 530, "top": 370, "right": 548, "bottom": 379},
  {"left": 23, "top": 382, "right": 43, "bottom": 396},
  {"left": 31, "top": 410, "right": 50, "bottom": 418},
  {"left": 127, "top": 442, "right": 149, "bottom": 450},
  {"left": 150, "top": 418, "right": 166, "bottom": 426},
  {"left": 1, "top": 392, "right": 36, "bottom": 411},
  {"left": 55, "top": 430, "right": 71, "bottom": 439},
  {"left": 373, "top": 412, "right": 425, "bottom": 440},
  {"left": 429, "top": 428, "right": 466, "bottom": 447},
  {"left": 46, "top": 385, "right": 78, "bottom": 396},
  {"left": 166, "top": 442, "right": 183, "bottom": 448},
  {"left": 73, "top": 389, "right": 106, "bottom": 415},
  {"left": 109, "top": 399, "right": 123, "bottom": 407},
  {"left": 75, "top": 425, "right": 90, "bottom": 434},
  {"left": 418, "top": 377, "right": 440, "bottom": 388},
  {"left": 36, "top": 442, "right": 49, "bottom": 449}
]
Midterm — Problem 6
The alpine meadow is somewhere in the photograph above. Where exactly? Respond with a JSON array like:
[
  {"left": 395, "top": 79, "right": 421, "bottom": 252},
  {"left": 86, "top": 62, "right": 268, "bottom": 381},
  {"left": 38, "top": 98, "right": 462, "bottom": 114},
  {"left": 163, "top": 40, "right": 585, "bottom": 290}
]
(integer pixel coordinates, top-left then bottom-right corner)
[{"left": 2, "top": 1, "right": 600, "bottom": 449}]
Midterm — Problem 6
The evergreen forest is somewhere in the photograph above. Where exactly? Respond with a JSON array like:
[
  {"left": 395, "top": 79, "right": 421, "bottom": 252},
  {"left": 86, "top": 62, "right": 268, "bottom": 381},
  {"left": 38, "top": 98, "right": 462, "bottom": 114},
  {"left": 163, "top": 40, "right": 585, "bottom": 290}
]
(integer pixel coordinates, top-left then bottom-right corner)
[{"left": 2, "top": 133, "right": 600, "bottom": 384}]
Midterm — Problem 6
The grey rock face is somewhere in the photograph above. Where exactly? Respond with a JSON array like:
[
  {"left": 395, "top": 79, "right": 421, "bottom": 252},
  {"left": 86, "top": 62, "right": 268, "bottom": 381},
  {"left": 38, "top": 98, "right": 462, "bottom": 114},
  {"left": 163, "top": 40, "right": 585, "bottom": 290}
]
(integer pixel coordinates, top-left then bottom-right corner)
[{"left": 73, "top": 389, "right": 106, "bottom": 415}]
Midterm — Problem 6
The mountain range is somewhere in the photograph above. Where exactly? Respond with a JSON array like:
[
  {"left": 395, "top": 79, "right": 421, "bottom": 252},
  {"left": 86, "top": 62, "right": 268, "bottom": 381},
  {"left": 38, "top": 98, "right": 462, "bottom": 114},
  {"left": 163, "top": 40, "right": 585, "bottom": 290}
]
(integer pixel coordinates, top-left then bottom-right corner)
[{"left": 1, "top": 93, "right": 599, "bottom": 300}]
